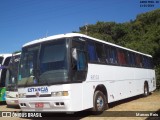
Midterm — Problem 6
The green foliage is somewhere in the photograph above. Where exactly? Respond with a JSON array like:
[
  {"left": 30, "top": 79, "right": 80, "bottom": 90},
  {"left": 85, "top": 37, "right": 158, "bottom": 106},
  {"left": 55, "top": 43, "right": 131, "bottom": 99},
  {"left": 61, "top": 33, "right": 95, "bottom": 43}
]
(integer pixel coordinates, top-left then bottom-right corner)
[
  {"left": 13, "top": 50, "right": 21, "bottom": 54},
  {"left": 78, "top": 8, "right": 160, "bottom": 89}
]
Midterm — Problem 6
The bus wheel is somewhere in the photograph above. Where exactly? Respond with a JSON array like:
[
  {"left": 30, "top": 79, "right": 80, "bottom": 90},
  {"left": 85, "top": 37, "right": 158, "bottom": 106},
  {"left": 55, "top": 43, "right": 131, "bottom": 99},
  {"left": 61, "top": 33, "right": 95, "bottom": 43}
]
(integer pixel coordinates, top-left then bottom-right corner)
[
  {"left": 143, "top": 83, "right": 149, "bottom": 97},
  {"left": 92, "top": 91, "right": 106, "bottom": 113}
]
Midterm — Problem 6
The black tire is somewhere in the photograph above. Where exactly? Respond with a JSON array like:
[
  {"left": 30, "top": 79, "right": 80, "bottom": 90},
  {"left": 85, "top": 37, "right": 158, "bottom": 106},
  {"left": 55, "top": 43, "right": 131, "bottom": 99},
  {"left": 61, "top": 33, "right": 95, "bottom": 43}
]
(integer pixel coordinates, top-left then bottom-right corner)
[
  {"left": 92, "top": 91, "right": 108, "bottom": 113},
  {"left": 143, "top": 83, "right": 149, "bottom": 97}
]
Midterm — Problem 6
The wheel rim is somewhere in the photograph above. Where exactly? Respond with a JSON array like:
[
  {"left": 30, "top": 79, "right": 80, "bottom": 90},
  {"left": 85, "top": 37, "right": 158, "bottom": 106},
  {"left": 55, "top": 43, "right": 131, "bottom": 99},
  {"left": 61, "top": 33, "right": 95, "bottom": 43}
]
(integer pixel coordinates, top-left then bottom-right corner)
[{"left": 96, "top": 96, "right": 104, "bottom": 111}]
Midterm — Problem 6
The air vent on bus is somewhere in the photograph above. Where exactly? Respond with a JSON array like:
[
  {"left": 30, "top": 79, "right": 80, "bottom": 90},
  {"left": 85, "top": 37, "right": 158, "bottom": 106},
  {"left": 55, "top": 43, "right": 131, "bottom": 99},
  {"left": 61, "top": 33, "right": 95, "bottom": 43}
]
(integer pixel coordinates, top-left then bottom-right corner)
[{"left": 20, "top": 103, "right": 26, "bottom": 107}]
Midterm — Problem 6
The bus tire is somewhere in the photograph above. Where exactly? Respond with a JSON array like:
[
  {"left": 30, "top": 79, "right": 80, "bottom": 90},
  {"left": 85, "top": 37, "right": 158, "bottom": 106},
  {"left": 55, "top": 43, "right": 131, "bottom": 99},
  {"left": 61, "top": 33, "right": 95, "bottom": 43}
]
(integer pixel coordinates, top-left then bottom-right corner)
[
  {"left": 143, "top": 83, "right": 149, "bottom": 97},
  {"left": 92, "top": 90, "right": 107, "bottom": 114}
]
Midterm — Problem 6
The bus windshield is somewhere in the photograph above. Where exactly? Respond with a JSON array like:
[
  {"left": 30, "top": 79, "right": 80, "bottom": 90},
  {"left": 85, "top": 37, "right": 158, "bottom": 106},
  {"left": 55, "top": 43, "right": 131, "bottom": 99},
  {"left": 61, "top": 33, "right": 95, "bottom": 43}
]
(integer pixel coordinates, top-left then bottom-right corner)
[
  {"left": 18, "top": 39, "right": 69, "bottom": 86},
  {"left": 6, "top": 54, "right": 20, "bottom": 91}
]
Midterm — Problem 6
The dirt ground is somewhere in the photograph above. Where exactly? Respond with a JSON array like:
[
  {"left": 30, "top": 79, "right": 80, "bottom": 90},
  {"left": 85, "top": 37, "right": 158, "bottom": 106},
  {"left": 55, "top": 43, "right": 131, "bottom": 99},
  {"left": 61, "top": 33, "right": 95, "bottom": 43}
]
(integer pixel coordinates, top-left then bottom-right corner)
[{"left": 0, "top": 90, "right": 160, "bottom": 120}]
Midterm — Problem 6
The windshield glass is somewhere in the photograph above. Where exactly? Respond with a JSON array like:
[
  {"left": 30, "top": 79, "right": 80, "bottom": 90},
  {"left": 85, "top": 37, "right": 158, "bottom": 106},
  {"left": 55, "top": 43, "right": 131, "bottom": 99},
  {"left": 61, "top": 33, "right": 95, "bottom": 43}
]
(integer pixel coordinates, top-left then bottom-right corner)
[
  {"left": 0, "top": 57, "right": 3, "bottom": 65},
  {"left": 18, "top": 39, "right": 69, "bottom": 86},
  {"left": 6, "top": 54, "right": 20, "bottom": 91},
  {"left": 18, "top": 45, "right": 40, "bottom": 86}
]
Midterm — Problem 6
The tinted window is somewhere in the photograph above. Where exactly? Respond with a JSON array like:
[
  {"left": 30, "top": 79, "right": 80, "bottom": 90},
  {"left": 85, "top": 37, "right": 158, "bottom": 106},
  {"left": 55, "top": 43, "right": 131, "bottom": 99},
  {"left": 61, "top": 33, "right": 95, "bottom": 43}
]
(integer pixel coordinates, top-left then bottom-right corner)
[
  {"left": 4, "top": 57, "right": 11, "bottom": 66},
  {"left": 40, "top": 39, "right": 67, "bottom": 73},
  {"left": 136, "top": 54, "right": 143, "bottom": 67},
  {"left": 0, "top": 57, "right": 3, "bottom": 64},
  {"left": 127, "top": 52, "right": 131, "bottom": 66},
  {"left": 148, "top": 57, "right": 153, "bottom": 69},
  {"left": 142, "top": 56, "right": 153, "bottom": 69},
  {"left": 87, "top": 40, "right": 97, "bottom": 62},
  {"left": 105, "top": 46, "right": 118, "bottom": 64},
  {"left": 142, "top": 56, "right": 147, "bottom": 68},
  {"left": 110, "top": 47, "right": 118, "bottom": 64},
  {"left": 117, "top": 49, "right": 127, "bottom": 66},
  {"left": 127, "top": 52, "right": 136, "bottom": 66},
  {"left": 95, "top": 43, "right": 106, "bottom": 63},
  {"left": 105, "top": 45, "right": 110, "bottom": 64},
  {"left": 72, "top": 38, "right": 85, "bottom": 51},
  {"left": 39, "top": 39, "right": 68, "bottom": 84}
]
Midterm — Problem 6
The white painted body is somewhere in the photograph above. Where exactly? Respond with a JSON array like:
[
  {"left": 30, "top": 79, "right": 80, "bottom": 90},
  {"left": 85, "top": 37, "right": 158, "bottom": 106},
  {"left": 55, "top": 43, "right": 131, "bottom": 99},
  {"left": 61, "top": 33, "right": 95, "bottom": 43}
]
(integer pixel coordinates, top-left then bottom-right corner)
[
  {"left": 18, "top": 33, "right": 156, "bottom": 112},
  {"left": 18, "top": 63, "right": 156, "bottom": 111},
  {"left": 6, "top": 91, "right": 19, "bottom": 105}
]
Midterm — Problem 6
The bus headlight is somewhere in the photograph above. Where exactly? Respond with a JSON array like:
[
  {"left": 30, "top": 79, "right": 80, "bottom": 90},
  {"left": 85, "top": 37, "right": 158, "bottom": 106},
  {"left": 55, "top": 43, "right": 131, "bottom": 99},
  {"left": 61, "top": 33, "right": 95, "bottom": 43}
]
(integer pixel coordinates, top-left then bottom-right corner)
[
  {"left": 6, "top": 92, "right": 11, "bottom": 98},
  {"left": 6, "top": 94, "right": 10, "bottom": 98},
  {"left": 19, "top": 93, "right": 26, "bottom": 98},
  {"left": 51, "top": 91, "right": 69, "bottom": 97}
]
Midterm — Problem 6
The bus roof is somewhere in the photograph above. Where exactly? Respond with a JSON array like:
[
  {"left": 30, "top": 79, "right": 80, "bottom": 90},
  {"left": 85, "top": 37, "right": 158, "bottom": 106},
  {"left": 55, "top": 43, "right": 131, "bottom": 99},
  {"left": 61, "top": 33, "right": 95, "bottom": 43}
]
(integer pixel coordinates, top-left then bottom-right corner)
[
  {"left": 0, "top": 54, "right": 12, "bottom": 58},
  {"left": 23, "top": 33, "right": 152, "bottom": 57},
  {"left": 12, "top": 52, "right": 21, "bottom": 56}
]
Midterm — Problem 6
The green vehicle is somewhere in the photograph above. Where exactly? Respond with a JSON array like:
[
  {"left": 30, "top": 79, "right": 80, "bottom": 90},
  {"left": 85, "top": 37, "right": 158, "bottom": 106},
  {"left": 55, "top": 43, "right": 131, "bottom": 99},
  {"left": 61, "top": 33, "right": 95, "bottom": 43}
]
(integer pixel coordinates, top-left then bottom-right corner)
[{"left": 0, "top": 54, "right": 11, "bottom": 102}]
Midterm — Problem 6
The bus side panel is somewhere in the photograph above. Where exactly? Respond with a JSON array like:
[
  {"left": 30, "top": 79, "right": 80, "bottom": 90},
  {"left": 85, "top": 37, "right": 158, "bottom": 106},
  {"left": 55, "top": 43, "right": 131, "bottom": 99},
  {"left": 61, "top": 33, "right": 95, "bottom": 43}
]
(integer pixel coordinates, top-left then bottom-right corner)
[
  {"left": 113, "top": 66, "right": 135, "bottom": 100},
  {"left": 82, "top": 82, "right": 95, "bottom": 110},
  {"left": 69, "top": 83, "right": 83, "bottom": 111},
  {"left": 86, "top": 64, "right": 155, "bottom": 104},
  {"left": 134, "top": 68, "right": 146, "bottom": 94},
  {"left": 148, "top": 69, "right": 156, "bottom": 92}
]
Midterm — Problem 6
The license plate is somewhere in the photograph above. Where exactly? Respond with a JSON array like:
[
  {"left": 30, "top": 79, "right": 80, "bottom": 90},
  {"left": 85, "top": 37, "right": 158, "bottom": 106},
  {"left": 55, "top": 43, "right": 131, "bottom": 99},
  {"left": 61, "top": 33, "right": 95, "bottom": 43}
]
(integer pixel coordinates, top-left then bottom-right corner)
[{"left": 35, "top": 103, "right": 44, "bottom": 108}]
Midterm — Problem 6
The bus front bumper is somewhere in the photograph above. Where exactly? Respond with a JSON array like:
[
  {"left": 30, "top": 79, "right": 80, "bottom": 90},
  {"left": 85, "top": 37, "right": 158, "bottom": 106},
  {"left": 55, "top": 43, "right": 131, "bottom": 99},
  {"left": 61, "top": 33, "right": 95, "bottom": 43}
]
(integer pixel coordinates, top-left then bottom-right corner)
[{"left": 19, "top": 97, "right": 71, "bottom": 112}]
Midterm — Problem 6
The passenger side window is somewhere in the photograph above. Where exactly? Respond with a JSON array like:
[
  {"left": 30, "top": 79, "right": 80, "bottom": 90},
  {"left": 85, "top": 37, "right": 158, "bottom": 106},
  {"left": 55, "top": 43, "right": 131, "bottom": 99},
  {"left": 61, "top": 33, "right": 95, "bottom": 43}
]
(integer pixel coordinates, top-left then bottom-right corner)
[
  {"left": 87, "top": 40, "right": 97, "bottom": 62},
  {"left": 142, "top": 56, "right": 147, "bottom": 68},
  {"left": 147, "top": 57, "right": 153, "bottom": 69},
  {"left": 109, "top": 47, "right": 118, "bottom": 64},
  {"left": 127, "top": 52, "right": 135, "bottom": 67},
  {"left": 105, "top": 46, "right": 118, "bottom": 64},
  {"left": 117, "top": 49, "right": 127, "bottom": 66},
  {"left": 127, "top": 52, "right": 131, "bottom": 66},
  {"left": 105, "top": 45, "right": 110, "bottom": 64},
  {"left": 136, "top": 54, "right": 143, "bottom": 67},
  {"left": 130, "top": 53, "right": 136, "bottom": 66},
  {"left": 95, "top": 43, "right": 106, "bottom": 63}
]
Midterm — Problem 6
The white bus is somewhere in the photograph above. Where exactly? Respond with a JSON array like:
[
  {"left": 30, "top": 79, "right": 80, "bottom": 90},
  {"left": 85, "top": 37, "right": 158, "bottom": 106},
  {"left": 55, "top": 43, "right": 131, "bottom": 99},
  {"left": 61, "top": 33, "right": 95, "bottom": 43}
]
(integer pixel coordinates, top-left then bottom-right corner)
[
  {"left": 5, "top": 52, "right": 21, "bottom": 106},
  {"left": 0, "top": 54, "right": 12, "bottom": 102},
  {"left": 18, "top": 33, "right": 156, "bottom": 112}
]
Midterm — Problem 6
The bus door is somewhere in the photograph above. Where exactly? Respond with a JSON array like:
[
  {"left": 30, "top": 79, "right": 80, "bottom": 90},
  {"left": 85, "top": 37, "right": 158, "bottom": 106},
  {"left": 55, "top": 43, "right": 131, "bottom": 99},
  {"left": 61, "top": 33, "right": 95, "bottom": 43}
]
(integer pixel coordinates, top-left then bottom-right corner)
[{"left": 71, "top": 38, "right": 88, "bottom": 81}]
